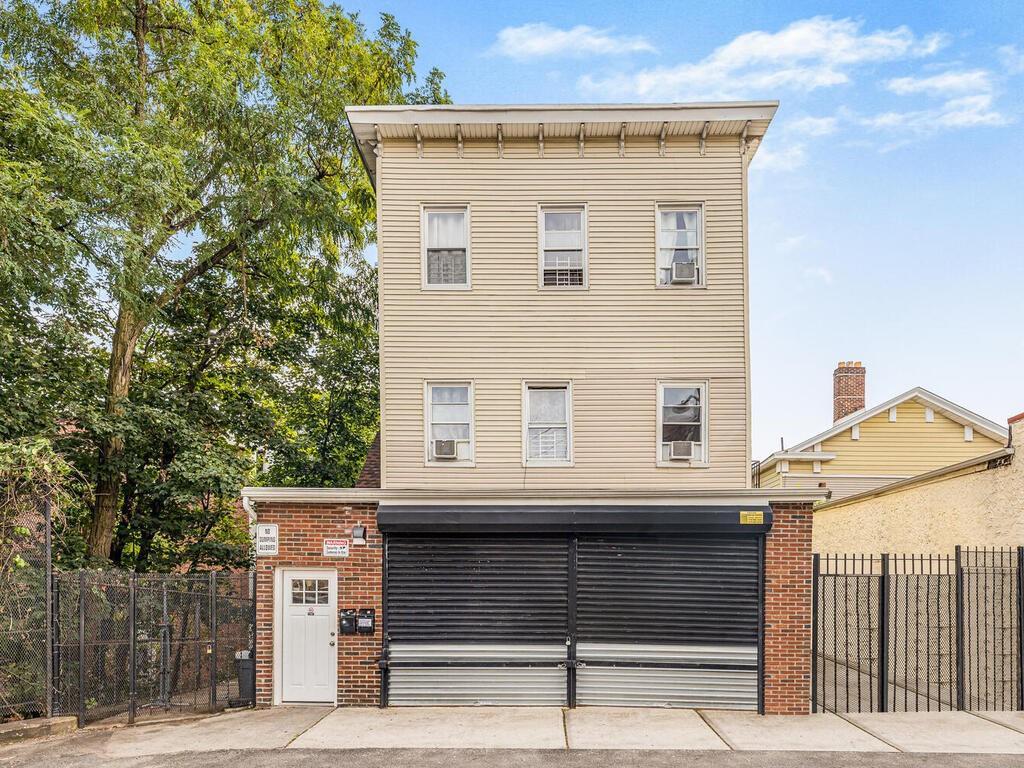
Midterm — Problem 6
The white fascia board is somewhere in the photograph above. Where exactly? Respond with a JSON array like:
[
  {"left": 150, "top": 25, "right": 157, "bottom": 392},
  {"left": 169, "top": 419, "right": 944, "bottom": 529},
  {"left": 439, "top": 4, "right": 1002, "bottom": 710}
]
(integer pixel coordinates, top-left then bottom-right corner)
[
  {"left": 346, "top": 102, "right": 779, "bottom": 127},
  {"left": 761, "top": 387, "right": 1008, "bottom": 468}
]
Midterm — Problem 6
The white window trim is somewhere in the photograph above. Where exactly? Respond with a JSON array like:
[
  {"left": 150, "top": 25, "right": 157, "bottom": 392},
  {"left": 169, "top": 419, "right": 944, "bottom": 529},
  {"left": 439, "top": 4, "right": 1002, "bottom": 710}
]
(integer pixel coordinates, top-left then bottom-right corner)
[
  {"left": 424, "top": 380, "right": 475, "bottom": 467},
  {"left": 924, "top": 407, "right": 934, "bottom": 423},
  {"left": 851, "top": 424, "right": 860, "bottom": 440},
  {"left": 655, "top": 380, "right": 710, "bottom": 468},
  {"left": 889, "top": 407, "right": 898, "bottom": 422},
  {"left": 522, "top": 380, "right": 574, "bottom": 467},
  {"left": 964, "top": 425, "right": 974, "bottom": 442},
  {"left": 654, "top": 202, "right": 706, "bottom": 289},
  {"left": 421, "top": 204, "right": 471, "bottom": 291},
  {"left": 537, "top": 204, "right": 588, "bottom": 290}
]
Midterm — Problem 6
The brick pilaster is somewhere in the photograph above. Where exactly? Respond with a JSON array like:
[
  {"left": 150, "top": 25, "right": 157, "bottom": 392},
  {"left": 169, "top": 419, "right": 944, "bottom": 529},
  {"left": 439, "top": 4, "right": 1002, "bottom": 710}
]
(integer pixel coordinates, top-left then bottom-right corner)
[
  {"left": 763, "top": 501, "right": 814, "bottom": 714},
  {"left": 254, "top": 502, "right": 381, "bottom": 706}
]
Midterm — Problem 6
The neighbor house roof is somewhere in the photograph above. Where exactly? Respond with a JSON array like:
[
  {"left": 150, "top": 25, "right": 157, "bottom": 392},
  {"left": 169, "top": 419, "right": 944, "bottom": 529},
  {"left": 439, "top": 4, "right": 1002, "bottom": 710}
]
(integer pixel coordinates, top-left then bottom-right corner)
[
  {"left": 815, "top": 446, "right": 1014, "bottom": 511},
  {"left": 759, "top": 387, "right": 1009, "bottom": 473},
  {"left": 345, "top": 102, "right": 779, "bottom": 188}
]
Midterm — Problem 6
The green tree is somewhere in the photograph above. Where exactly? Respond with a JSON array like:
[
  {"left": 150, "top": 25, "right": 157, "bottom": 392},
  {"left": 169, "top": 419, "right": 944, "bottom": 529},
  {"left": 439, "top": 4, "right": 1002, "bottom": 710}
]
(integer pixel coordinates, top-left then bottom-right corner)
[{"left": 1, "top": 1, "right": 446, "bottom": 560}]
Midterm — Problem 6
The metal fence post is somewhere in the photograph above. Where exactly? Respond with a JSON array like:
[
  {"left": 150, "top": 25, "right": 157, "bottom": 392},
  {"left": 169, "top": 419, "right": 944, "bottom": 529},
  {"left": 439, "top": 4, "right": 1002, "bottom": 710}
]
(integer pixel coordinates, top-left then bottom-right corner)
[
  {"left": 128, "top": 572, "right": 137, "bottom": 724},
  {"left": 44, "top": 499, "right": 53, "bottom": 718},
  {"left": 955, "top": 545, "right": 966, "bottom": 711},
  {"left": 209, "top": 571, "right": 218, "bottom": 711},
  {"left": 51, "top": 575, "right": 61, "bottom": 716},
  {"left": 878, "top": 553, "right": 890, "bottom": 713},
  {"left": 811, "top": 553, "right": 820, "bottom": 713},
  {"left": 1017, "top": 546, "right": 1024, "bottom": 711},
  {"left": 77, "top": 571, "right": 86, "bottom": 727},
  {"left": 250, "top": 570, "right": 257, "bottom": 706}
]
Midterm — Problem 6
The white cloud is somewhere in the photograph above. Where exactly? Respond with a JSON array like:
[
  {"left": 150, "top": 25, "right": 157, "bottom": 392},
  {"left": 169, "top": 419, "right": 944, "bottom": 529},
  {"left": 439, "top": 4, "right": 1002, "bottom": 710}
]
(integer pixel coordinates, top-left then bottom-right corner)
[
  {"left": 886, "top": 69, "right": 992, "bottom": 95},
  {"left": 490, "top": 23, "right": 655, "bottom": 59},
  {"left": 787, "top": 116, "right": 838, "bottom": 136},
  {"left": 803, "top": 266, "right": 834, "bottom": 285},
  {"left": 862, "top": 94, "right": 1009, "bottom": 133},
  {"left": 578, "top": 16, "right": 946, "bottom": 101},
  {"left": 998, "top": 44, "right": 1024, "bottom": 74},
  {"left": 752, "top": 143, "right": 807, "bottom": 173}
]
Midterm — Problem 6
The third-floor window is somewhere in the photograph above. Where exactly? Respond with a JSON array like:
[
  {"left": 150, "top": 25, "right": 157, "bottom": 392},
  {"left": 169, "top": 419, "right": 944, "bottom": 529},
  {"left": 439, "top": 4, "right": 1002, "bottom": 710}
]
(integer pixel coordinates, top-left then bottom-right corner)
[
  {"left": 423, "top": 206, "right": 469, "bottom": 289},
  {"left": 657, "top": 205, "right": 703, "bottom": 287},
  {"left": 539, "top": 206, "right": 587, "bottom": 289}
]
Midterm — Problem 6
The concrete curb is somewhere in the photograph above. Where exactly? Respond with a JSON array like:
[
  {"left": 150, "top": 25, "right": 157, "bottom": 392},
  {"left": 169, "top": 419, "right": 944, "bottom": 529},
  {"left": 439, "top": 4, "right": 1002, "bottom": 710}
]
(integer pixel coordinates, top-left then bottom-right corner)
[{"left": 0, "top": 716, "right": 78, "bottom": 745}]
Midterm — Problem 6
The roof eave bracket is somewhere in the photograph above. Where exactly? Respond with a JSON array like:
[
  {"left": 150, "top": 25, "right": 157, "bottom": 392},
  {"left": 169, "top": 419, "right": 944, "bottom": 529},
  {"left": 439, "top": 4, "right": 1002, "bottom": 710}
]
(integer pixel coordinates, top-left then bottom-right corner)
[
  {"left": 414, "top": 123, "right": 423, "bottom": 158},
  {"left": 537, "top": 123, "right": 544, "bottom": 158},
  {"left": 456, "top": 123, "right": 463, "bottom": 159},
  {"left": 659, "top": 122, "right": 667, "bottom": 157},
  {"left": 699, "top": 121, "right": 710, "bottom": 157},
  {"left": 496, "top": 123, "right": 504, "bottom": 158},
  {"left": 578, "top": 122, "right": 585, "bottom": 158},
  {"left": 618, "top": 122, "right": 626, "bottom": 158}
]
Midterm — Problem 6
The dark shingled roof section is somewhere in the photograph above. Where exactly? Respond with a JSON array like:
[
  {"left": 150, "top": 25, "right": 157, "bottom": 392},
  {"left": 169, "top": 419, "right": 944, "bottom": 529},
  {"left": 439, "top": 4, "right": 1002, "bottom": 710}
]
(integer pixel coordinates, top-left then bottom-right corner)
[{"left": 355, "top": 433, "right": 381, "bottom": 488}]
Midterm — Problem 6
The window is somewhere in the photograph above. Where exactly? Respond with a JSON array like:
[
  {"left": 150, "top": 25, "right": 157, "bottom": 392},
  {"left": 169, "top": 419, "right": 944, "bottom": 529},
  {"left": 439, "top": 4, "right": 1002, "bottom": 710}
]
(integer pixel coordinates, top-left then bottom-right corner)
[
  {"left": 524, "top": 383, "right": 572, "bottom": 464},
  {"left": 426, "top": 382, "right": 473, "bottom": 462},
  {"left": 658, "top": 382, "right": 707, "bottom": 464},
  {"left": 657, "top": 206, "right": 703, "bottom": 286},
  {"left": 290, "top": 578, "right": 329, "bottom": 605},
  {"left": 423, "top": 207, "right": 469, "bottom": 288},
  {"left": 539, "top": 206, "right": 586, "bottom": 288}
]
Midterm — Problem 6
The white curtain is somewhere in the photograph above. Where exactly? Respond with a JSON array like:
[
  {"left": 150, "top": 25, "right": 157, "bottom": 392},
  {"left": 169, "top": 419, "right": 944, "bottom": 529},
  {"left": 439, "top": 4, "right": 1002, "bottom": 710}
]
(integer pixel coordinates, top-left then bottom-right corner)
[{"left": 427, "top": 211, "right": 466, "bottom": 248}]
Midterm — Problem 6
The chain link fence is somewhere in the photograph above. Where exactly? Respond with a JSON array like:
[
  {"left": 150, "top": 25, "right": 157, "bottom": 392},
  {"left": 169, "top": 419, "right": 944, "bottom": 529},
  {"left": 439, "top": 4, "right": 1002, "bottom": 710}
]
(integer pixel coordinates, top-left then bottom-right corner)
[{"left": 1, "top": 500, "right": 255, "bottom": 725}]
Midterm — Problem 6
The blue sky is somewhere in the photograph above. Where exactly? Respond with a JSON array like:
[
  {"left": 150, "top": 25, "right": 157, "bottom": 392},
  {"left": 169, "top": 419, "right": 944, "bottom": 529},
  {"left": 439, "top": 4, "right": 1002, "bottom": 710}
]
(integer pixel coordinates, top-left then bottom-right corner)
[{"left": 346, "top": 0, "right": 1024, "bottom": 458}]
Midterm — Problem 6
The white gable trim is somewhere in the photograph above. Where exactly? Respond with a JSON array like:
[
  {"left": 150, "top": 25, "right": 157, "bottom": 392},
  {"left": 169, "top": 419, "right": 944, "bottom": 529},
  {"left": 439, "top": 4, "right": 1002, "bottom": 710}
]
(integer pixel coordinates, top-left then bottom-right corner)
[{"left": 760, "top": 387, "right": 1007, "bottom": 472}]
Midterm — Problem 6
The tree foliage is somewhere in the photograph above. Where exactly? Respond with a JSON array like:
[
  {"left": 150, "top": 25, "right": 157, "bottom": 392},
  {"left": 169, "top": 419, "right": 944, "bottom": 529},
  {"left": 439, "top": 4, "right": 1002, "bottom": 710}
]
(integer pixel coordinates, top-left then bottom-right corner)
[{"left": 0, "top": 1, "right": 445, "bottom": 568}]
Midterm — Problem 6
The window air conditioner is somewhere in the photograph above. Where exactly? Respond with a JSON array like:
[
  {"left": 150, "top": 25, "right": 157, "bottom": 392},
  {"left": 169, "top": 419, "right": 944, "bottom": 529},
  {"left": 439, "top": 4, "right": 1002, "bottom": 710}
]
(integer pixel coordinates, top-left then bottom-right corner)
[
  {"left": 433, "top": 439, "right": 458, "bottom": 460},
  {"left": 671, "top": 261, "right": 697, "bottom": 284},
  {"left": 669, "top": 440, "right": 696, "bottom": 460}
]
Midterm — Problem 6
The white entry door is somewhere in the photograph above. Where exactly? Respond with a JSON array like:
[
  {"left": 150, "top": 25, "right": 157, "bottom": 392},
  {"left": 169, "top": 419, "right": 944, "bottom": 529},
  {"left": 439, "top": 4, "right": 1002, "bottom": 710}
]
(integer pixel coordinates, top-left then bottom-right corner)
[{"left": 281, "top": 570, "right": 337, "bottom": 703}]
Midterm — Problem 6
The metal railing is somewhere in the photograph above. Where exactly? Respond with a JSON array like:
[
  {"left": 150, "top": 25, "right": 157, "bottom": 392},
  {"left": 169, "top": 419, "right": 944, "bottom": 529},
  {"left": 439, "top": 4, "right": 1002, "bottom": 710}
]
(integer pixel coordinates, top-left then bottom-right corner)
[{"left": 813, "top": 547, "right": 1022, "bottom": 713}]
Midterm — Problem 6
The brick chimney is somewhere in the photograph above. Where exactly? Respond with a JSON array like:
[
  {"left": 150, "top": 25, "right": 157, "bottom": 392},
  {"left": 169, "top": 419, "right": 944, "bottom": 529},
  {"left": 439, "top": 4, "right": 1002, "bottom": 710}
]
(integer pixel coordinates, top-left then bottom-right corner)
[{"left": 833, "top": 361, "right": 866, "bottom": 422}]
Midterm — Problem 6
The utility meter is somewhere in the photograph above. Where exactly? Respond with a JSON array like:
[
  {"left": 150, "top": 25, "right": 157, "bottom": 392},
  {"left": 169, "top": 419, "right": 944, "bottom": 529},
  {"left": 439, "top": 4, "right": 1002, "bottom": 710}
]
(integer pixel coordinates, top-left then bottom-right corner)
[
  {"left": 339, "top": 609, "right": 357, "bottom": 635},
  {"left": 357, "top": 608, "right": 375, "bottom": 635}
]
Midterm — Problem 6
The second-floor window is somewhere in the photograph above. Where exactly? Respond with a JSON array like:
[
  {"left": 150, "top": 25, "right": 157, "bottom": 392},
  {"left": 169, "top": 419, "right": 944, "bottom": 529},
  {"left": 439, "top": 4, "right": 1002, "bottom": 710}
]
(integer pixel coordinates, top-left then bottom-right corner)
[
  {"left": 539, "top": 206, "right": 586, "bottom": 288},
  {"left": 658, "top": 382, "right": 707, "bottom": 464},
  {"left": 423, "top": 206, "right": 469, "bottom": 288},
  {"left": 426, "top": 382, "right": 473, "bottom": 463},
  {"left": 657, "top": 206, "right": 703, "bottom": 286},
  {"left": 524, "top": 382, "right": 572, "bottom": 464}
]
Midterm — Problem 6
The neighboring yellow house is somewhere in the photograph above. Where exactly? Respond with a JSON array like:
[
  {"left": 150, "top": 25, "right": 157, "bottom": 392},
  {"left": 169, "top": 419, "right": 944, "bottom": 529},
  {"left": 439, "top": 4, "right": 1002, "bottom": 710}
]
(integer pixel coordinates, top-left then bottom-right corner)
[
  {"left": 757, "top": 363, "right": 1007, "bottom": 501},
  {"left": 813, "top": 415, "right": 1020, "bottom": 553}
]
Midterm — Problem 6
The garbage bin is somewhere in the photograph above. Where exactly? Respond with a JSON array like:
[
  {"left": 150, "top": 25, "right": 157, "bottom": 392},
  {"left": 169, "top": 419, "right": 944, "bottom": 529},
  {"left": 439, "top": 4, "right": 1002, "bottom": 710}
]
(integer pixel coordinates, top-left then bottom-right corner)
[{"left": 230, "top": 650, "right": 255, "bottom": 707}]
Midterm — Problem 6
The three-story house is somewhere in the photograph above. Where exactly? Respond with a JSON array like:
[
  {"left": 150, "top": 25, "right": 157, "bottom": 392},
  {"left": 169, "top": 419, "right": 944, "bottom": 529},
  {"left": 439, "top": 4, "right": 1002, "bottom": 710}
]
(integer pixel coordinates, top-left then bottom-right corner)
[{"left": 244, "top": 103, "right": 824, "bottom": 715}]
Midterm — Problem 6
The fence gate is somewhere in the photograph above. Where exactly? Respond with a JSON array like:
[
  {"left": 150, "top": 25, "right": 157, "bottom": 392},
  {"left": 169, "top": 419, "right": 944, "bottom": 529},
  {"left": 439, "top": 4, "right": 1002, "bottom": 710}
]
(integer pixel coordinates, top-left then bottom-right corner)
[
  {"left": 813, "top": 547, "right": 1023, "bottom": 713},
  {"left": 51, "top": 570, "right": 256, "bottom": 725}
]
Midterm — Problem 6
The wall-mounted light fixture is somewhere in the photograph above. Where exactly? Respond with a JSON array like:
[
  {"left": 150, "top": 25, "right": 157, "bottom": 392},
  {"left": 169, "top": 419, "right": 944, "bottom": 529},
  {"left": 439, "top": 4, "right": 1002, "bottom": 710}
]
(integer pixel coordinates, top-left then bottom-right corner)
[{"left": 351, "top": 525, "right": 367, "bottom": 545}]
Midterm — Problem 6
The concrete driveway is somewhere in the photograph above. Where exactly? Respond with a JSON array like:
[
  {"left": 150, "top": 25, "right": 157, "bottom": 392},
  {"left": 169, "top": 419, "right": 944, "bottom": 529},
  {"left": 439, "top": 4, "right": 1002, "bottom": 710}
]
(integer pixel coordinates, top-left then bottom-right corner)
[{"left": 4, "top": 706, "right": 1024, "bottom": 767}]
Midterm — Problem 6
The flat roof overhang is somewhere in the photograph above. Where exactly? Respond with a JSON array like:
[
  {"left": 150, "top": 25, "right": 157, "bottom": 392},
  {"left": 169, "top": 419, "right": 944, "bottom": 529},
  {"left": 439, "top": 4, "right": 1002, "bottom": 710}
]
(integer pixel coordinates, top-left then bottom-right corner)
[{"left": 345, "top": 101, "right": 779, "bottom": 188}]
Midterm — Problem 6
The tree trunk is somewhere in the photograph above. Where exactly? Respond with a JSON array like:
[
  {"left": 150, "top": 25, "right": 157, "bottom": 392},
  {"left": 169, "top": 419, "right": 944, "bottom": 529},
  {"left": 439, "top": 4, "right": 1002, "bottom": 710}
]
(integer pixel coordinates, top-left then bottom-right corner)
[{"left": 87, "top": 305, "right": 141, "bottom": 560}]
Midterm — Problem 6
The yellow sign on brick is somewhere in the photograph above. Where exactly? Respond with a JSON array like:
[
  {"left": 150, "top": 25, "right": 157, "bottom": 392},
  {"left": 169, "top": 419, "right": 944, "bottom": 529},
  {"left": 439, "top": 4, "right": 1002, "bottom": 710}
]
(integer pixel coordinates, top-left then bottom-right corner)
[{"left": 739, "top": 510, "right": 764, "bottom": 525}]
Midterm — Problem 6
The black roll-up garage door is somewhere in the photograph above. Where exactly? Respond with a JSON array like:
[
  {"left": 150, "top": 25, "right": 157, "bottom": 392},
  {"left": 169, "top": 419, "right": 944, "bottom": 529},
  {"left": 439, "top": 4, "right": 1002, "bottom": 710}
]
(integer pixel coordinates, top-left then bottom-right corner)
[
  {"left": 385, "top": 536, "right": 569, "bottom": 705},
  {"left": 575, "top": 535, "right": 760, "bottom": 708}
]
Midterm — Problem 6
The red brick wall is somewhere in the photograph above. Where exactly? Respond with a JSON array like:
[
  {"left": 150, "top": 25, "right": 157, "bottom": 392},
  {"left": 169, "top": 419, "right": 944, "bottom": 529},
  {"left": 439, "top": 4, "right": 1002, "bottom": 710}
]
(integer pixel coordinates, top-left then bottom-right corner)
[
  {"left": 254, "top": 501, "right": 381, "bottom": 706},
  {"left": 763, "top": 501, "right": 814, "bottom": 714}
]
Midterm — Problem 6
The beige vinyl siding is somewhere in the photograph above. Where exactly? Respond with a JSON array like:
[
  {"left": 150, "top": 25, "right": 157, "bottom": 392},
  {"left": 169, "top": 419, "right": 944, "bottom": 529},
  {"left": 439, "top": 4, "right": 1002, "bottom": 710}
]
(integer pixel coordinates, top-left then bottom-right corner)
[
  {"left": 378, "top": 135, "right": 750, "bottom": 490},
  {"left": 819, "top": 400, "right": 1002, "bottom": 475},
  {"left": 775, "top": 473, "right": 909, "bottom": 500}
]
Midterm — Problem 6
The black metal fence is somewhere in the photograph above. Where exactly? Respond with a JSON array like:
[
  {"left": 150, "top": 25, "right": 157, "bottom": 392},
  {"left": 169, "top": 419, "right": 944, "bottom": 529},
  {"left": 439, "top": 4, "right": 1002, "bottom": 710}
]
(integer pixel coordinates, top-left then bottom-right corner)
[
  {"left": 813, "top": 547, "right": 1023, "bottom": 713},
  {"left": 51, "top": 570, "right": 256, "bottom": 725}
]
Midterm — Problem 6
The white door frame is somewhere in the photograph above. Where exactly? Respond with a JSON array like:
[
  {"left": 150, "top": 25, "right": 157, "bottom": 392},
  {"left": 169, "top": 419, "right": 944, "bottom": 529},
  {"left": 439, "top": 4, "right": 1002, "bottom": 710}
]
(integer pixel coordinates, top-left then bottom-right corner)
[{"left": 273, "top": 566, "right": 338, "bottom": 705}]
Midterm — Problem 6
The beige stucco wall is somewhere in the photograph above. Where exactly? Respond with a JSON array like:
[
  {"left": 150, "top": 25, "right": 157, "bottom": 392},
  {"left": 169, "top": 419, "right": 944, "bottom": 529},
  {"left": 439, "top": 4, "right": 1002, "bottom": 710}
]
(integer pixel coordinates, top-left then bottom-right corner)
[
  {"left": 377, "top": 134, "right": 753, "bottom": 490},
  {"left": 812, "top": 423, "right": 1022, "bottom": 553}
]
